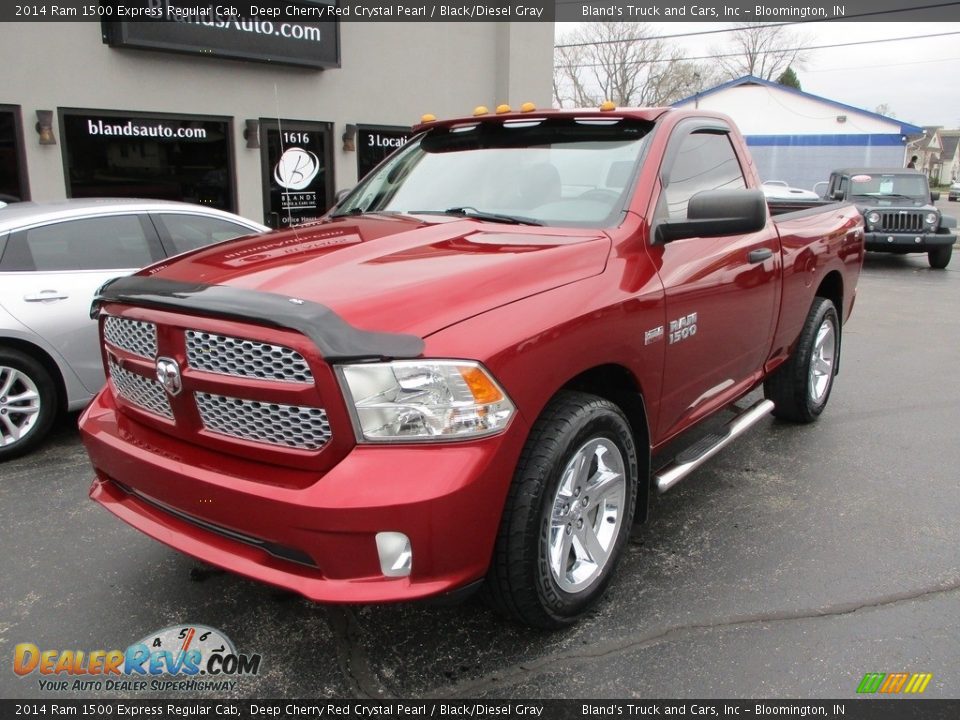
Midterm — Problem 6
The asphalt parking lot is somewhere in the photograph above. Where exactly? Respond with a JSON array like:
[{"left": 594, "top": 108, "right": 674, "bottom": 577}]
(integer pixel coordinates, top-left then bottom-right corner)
[{"left": 1, "top": 252, "right": 958, "bottom": 701}]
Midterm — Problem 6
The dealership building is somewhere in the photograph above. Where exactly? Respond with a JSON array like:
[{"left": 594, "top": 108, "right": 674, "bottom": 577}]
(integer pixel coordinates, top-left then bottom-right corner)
[{"left": 0, "top": 20, "right": 554, "bottom": 228}]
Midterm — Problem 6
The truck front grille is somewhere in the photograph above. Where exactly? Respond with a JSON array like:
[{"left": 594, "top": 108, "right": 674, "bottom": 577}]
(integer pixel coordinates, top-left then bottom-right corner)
[
  {"left": 879, "top": 211, "right": 924, "bottom": 232},
  {"left": 194, "top": 392, "right": 331, "bottom": 450},
  {"left": 185, "top": 330, "right": 313, "bottom": 383},
  {"left": 103, "top": 316, "right": 157, "bottom": 359},
  {"left": 108, "top": 360, "right": 173, "bottom": 419}
]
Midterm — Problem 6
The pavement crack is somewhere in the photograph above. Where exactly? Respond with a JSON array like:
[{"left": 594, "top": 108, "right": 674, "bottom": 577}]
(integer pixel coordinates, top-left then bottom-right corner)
[
  {"left": 324, "top": 606, "right": 392, "bottom": 699},
  {"left": 428, "top": 578, "right": 960, "bottom": 698}
]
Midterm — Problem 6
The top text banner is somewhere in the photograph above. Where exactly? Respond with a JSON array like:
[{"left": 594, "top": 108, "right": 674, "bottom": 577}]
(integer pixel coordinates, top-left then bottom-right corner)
[{"left": 3, "top": 0, "right": 960, "bottom": 21}]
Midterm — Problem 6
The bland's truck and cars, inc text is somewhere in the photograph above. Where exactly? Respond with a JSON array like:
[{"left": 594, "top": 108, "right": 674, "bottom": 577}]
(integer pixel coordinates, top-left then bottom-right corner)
[{"left": 80, "top": 107, "right": 864, "bottom": 627}]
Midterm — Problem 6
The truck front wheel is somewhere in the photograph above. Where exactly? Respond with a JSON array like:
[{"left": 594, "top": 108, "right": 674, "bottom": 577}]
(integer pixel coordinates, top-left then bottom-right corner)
[
  {"left": 485, "top": 391, "right": 638, "bottom": 628},
  {"left": 928, "top": 245, "right": 952, "bottom": 269},
  {"left": 764, "top": 297, "right": 839, "bottom": 424}
]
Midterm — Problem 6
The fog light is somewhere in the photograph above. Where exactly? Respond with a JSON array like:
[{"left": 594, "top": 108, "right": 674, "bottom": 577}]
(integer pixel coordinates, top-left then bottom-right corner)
[{"left": 375, "top": 532, "right": 412, "bottom": 577}]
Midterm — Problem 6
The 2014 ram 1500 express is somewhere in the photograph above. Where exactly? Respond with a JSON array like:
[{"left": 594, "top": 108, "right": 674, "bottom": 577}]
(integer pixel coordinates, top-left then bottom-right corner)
[{"left": 80, "top": 108, "right": 864, "bottom": 627}]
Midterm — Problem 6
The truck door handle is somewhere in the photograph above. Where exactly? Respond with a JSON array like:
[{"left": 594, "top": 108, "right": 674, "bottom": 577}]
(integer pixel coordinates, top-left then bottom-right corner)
[
  {"left": 24, "top": 290, "right": 69, "bottom": 302},
  {"left": 747, "top": 248, "right": 774, "bottom": 264}
]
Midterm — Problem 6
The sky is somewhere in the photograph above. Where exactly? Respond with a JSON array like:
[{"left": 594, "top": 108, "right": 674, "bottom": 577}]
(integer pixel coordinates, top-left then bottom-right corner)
[{"left": 555, "top": 22, "right": 960, "bottom": 128}]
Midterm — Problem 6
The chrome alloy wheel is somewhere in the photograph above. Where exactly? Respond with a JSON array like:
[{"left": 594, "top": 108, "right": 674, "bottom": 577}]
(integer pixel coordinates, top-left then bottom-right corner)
[
  {"left": 0, "top": 366, "right": 41, "bottom": 447},
  {"left": 547, "top": 437, "right": 626, "bottom": 594},
  {"left": 808, "top": 316, "right": 837, "bottom": 404}
]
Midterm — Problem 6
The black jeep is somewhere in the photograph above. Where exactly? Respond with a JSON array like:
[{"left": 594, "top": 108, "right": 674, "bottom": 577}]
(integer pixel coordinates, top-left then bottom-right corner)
[{"left": 825, "top": 168, "right": 955, "bottom": 268}]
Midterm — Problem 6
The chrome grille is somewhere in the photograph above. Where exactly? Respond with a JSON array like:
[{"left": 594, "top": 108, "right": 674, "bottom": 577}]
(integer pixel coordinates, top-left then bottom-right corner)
[
  {"left": 879, "top": 211, "right": 923, "bottom": 232},
  {"left": 194, "top": 392, "right": 330, "bottom": 450},
  {"left": 108, "top": 360, "right": 173, "bottom": 419},
  {"left": 185, "top": 331, "right": 313, "bottom": 383},
  {"left": 103, "top": 316, "right": 157, "bottom": 359}
]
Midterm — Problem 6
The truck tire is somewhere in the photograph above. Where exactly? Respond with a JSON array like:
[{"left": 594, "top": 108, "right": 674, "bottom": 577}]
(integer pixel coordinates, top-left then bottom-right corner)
[
  {"left": 0, "top": 348, "right": 58, "bottom": 461},
  {"left": 928, "top": 245, "right": 952, "bottom": 269},
  {"left": 485, "top": 391, "right": 638, "bottom": 628},
  {"left": 764, "top": 297, "right": 839, "bottom": 424}
]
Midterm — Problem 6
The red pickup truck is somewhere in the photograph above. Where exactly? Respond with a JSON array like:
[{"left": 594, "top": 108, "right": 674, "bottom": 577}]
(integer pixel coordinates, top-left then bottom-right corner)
[{"left": 80, "top": 107, "right": 864, "bottom": 628}]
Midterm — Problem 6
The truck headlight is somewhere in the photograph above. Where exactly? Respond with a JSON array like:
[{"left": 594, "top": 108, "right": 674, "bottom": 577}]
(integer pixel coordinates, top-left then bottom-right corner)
[
  {"left": 337, "top": 360, "right": 515, "bottom": 442},
  {"left": 925, "top": 212, "right": 938, "bottom": 225},
  {"left": 866, "top": 211, "right": 880, "bottom": 225}
]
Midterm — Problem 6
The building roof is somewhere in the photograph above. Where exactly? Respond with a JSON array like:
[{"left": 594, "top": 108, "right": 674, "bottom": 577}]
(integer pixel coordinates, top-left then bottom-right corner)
[
  {"left": 673, "top": 75, "right": 923, "bottom": 136},
  {"left": 940, "top": 134, "right": 960, "bottom": 160}
]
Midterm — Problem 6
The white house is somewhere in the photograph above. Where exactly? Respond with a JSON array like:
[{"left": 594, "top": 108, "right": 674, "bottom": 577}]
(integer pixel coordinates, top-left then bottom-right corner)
[{"left": 673, "top": 76, "right": 923, "bottom": 192}]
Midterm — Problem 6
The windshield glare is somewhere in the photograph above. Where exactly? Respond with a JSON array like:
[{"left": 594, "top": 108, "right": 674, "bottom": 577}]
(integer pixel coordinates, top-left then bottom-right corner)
[
  {"left": 335, "top": 118, "right": 652, "bottom": 228},
  {"left": 849, "top": 174, "right": 929, "bottom": 199}
]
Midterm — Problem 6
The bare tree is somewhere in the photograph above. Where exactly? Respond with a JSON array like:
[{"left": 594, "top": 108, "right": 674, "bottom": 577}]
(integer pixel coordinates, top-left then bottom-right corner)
[
  {"left": 554, "top": 23, "right": 719, "bottom": 109},
  {"left": 716, "top": 23, "right": 809, "bottom": 81},
  {"left": 874, "top": 103, "right": 896, "bottom": 118}
]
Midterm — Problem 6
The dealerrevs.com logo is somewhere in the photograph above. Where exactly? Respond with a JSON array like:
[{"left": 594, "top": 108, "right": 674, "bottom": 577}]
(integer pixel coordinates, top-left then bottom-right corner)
[{"left": 13, "top": 625, "right": 261, "bottom": 693}]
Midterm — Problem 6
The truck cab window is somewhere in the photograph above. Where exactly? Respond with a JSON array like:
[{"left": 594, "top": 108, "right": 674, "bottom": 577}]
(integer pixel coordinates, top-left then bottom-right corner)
[{"left": 661, "top": 132, "right": 747, "bottom": 220}]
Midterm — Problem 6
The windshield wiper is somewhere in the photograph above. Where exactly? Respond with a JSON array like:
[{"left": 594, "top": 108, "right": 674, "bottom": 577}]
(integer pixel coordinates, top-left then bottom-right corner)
[
  {"left": 409, "top": 207, "right": 543, "bottom": 226},
  {"left": 330, "top": 208, "right": 409, "bottom": 219}
]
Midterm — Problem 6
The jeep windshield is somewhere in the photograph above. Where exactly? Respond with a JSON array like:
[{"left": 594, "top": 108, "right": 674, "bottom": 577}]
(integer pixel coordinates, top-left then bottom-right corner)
[
  {"left": 848, "top": 173, "right": 930, "bottom": 201},
  {"left": 332, "top": 117, "right": 653, "bottom": 228}
]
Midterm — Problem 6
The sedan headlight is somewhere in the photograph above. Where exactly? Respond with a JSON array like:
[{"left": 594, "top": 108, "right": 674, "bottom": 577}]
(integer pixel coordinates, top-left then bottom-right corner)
[
  {"left": 925, "top": 212, "right": 938, "bottom": 225},
  {"left": 338, "top": 360, "right": 515, "bottom": 442},
  {"left": 866, "top": 211, "right": 881, "bottom": 225}
]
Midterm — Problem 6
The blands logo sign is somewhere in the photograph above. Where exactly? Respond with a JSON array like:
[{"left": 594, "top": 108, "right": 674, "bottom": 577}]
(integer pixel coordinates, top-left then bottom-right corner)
[{"left": 856, "top": 672, "right": 933, "bottom": 694}]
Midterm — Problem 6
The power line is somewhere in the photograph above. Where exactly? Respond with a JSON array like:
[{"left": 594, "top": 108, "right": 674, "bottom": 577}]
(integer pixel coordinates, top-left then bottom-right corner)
[
  {"left": 805, "top": 55, "right": 960, "bottom": 73},
  {"left": 554, "top": 2, "right": 960, "bottom": 48},
  {"left": 554, "top": 30, "right": 960, "bottom": 69}
]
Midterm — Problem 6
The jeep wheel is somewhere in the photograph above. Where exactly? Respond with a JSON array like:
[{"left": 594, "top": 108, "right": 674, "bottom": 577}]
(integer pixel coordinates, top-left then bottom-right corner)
[
  {"left": 485, "top": 391, "right": 638, "bottom": 628},
  {"left": 0, "top": 349, "right": 58, "bottom": 461},
  {"left": 764, "top": 297, "right": 839, "bottom": 424},
  {"left": 928, "top": 245, "right": 952, "bottom": 269}
]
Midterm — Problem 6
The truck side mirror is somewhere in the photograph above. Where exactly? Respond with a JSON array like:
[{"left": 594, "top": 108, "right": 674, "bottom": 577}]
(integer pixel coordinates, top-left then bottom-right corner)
[
  {"left": 831, "top": 189, "right": 845, "bottom": 201},
  {"left": 655, "top": 189, "right": 767, "bottom": 243},
  {"left": 931, "top": 191, "right": 940, "bottom": 201}
]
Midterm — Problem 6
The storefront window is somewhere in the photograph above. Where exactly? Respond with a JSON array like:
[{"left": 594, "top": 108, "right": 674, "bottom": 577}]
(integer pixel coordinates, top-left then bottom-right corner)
[
  {"left": 0, "top": 106, "right": 28, "bottom": 203},
  {"left": 260, "top": 119, "right": 333, "bottom": 229},
  {"left": 357, "top": 125, "right": 411, "bottom": 180},
  {"left": 61, "top": 110, "right": 235, "bottom": 212}
]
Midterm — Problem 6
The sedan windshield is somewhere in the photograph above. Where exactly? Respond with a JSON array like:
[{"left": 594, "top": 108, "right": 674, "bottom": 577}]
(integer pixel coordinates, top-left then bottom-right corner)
[{"left": 334, "top": 117, "right": 653, "bottom": 228}]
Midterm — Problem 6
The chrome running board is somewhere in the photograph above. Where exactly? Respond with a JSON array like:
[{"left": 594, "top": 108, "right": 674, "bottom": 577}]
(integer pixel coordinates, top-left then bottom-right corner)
[{"left": 654, "top": 399, "right": 775, "bottom": 494}]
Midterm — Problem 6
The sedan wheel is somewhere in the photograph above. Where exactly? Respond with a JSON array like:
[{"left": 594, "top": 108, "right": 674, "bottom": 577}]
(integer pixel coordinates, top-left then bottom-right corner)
[{"left": 0, "top": 349, "right": 58, "bottom": 461}]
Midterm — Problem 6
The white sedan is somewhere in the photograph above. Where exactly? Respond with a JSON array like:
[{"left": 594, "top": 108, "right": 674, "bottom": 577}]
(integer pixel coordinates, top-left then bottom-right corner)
[{"left": 0, "top": 199, "right": 268, "bottom": 459}]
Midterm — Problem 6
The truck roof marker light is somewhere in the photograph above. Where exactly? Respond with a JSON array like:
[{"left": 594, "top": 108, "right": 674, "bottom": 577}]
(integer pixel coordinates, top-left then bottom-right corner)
[
  {"left": 460, "top": 366, "right": 504, "bottom": 404},
  {"left": 496, "top": 104, "right": 512, "bottom": 114},
  {"left": 420, "top": 113, "right": 437, "bottom": 123},
  {"left": 473, "top": 106, "right": 489, "bottom": 117},
  {"left": 520, "top": 102, "right": 536, "bottom": 113},
  {"left": 600, "top": 101, "right": 616, "bottom": 112}
]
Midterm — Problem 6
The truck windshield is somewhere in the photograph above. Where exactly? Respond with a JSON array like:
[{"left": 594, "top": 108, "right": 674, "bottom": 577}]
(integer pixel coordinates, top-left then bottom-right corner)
[
  {"left": 848, "top": 173, "right": 929, "bottom": 200},
  {"left": 333, "top": 117, "right": 653, "bottom": 228}
]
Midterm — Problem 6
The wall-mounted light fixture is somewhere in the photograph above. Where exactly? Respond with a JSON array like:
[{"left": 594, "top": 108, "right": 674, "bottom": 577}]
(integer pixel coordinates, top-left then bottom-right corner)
[
  {"left": 342, "top": 123, "right": 357, "bottom": 152},
  {"left": 243, "top": 119, "right": 260, "bottom": 149},
  {"left": 836, "top": 115, "right": 847, "bottom": 124},
  {"left": 35, "top": 110, "right": 56, "bottom": 145}
]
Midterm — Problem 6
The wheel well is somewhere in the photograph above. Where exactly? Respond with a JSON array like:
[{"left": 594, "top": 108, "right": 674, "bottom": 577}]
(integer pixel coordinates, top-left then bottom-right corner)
[
  {"left": 0, "top": 338, "right": 67, "bottom": 414},
  {"left": 562, "top": 364, "right": 651, "bottom": 523},
  {"left": 815, "top": 271, "right": 843, "bottom": 315}
]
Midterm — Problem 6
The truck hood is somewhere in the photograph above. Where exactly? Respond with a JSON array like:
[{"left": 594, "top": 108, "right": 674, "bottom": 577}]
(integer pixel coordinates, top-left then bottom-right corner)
[{"left": 144, "top": 214, "right": 611, "bottom": 338}]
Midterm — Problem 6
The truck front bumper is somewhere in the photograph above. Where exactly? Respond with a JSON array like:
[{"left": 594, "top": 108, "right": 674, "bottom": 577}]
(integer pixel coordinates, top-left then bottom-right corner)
[
  {"left": 864, "top": 231, "right": 955, "bottom": 252},
  {"left": 80, "top": 389, "right": 527, "bottom": 604}
]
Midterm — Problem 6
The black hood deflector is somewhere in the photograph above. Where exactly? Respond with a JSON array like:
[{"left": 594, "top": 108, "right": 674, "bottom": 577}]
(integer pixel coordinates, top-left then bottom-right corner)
[{"left": 92, "top": 276, "right": 425, "bottom": 362}]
